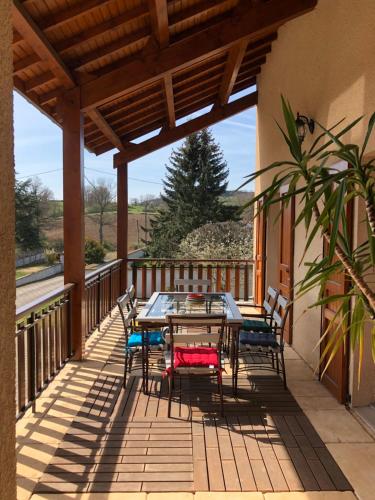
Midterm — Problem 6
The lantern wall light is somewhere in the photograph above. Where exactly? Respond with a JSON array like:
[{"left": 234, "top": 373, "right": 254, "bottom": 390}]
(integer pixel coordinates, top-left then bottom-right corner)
[{"left": 295, "top": 112, "right": 315, "bottom": 143}]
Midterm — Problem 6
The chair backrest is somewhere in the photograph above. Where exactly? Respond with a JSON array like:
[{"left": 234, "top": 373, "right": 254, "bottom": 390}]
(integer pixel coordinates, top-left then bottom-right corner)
[
  {"left": 117, "top": 293, "right": 133, "bottom": 327},
  {"left": 166, "top": 313, "right": 226, "bottom": 346},
  {"left": 263, "top": 286, "right": 280, "bottom": 315},
  {"left": 272, "top": 294, "right": 290, "bottom": 339},
  {"left": 127, "top": 284, "right": 138, "bottom": 310},
  {"left": 174, "top": 278, "right": 211, "bottom": 292}
]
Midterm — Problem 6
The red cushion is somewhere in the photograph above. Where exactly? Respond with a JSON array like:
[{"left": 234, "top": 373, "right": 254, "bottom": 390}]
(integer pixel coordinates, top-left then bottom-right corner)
[{"left": 174, "top": 347, "right": 219, "bottom": 368}]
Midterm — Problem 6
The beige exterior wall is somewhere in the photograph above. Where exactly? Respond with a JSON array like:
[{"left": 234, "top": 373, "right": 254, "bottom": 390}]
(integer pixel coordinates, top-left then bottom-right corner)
[
  {"left": 0, "top": 0, "right": 16, "bottom": 497},
  {"left": 256, "top": 0, "right": 375, "bottom": 404}
]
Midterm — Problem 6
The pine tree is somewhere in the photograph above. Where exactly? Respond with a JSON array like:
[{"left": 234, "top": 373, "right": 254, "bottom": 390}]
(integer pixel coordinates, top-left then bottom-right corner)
[{"left": 146, "top": 129, "right": 239, "bottom": 257}]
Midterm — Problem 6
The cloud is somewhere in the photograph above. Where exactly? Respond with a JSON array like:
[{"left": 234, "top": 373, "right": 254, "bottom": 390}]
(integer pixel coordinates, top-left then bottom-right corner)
[{"left": 223, "top": 120, "right": 257, "bottom": 131}]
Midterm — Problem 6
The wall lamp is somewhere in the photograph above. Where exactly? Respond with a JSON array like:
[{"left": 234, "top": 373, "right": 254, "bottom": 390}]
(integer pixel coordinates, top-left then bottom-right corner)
[{"left": 295, "top": 112, "right": 315, "bottom": 143}]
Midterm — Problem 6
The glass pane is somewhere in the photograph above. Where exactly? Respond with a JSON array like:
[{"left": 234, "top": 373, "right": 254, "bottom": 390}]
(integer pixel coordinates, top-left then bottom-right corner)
[{"left": 146, "top": 293, "right": 234, "bottom": 319}]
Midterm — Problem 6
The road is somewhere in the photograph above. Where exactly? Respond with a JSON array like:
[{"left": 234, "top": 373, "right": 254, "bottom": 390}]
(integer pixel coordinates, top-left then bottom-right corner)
[{"left": 16, "top": 275, "right": 65, "bottom": 309}]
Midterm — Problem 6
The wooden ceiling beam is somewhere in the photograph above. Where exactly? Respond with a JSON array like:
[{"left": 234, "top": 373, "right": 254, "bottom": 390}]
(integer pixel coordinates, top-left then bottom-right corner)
[
  {"left": 114, "top": 108, "right": 166, "bottom": 137},
  {"left": 176, "top": 85, "right": 219, "bottom": 110},
  {"left": 69, "top": 27, "right": 151, "bottom": 71},
  {"left": 163, "top": 74, "right": 175, "bottom": 128},
  {"left": 169, "top": 0, "right": 227, "bottom": 27},
  {"left": 24, "top": 70, "right": 55, "bottom": 91},
  {"left": 86, "top": 101, "right": 164, "bottom": 141},
  {"left": 86, "top": 97, "right": 163, "bottom": 137},
  {"left": 218, "top": 40, "right": 248, "bottom": 106},
  {"left": 39, "top": 0, "right": 114, "bottom": 31},
  {"left": 12, "top": 0, "right": 75, "bottom": 89},
  {"left": 173, "top": 57, "right": 226, "bottom": 87},
  {"left": 114, "top": 91, "right": 257, "bottom": 164},
  {"left": 87, "top": 109, "right": 126, "bottom": 151},
  {"left": 55, "top": 4, "right": 149, "bottom": 53},
  {"left": 13, "top": 53, "right": 41, "bottom": 74},
  {"left": 148, "top": 0, "right": 169, "bottom": 48},
  {"left": 102, "top": 92, "right": 163, "bottom": 122},
  {"left": 175, "top": 72, "right": 222, "bottom": 99},
  {"left": 81, "top": 0, "right": 316, "bottom": 111}
]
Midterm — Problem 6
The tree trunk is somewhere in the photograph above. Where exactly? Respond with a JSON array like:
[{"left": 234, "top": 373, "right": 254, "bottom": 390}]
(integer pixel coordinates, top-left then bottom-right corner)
[{"left": 99, "top": 211, "right": 104, "bottom": 245}]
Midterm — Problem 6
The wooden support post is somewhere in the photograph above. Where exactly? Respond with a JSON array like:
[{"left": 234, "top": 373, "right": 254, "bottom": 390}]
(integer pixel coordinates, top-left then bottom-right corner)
[
  {"left": 60, "top": 87, "right": 85, "bottom": 360},
  {"left": 117, "top": 161, "right": 128, "bottom": 293}
]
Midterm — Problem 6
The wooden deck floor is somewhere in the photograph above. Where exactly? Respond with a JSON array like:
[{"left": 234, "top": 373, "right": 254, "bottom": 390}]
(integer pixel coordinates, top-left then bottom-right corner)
[{"left": 33, "top": 366, "right": 353, "bottom": 494}]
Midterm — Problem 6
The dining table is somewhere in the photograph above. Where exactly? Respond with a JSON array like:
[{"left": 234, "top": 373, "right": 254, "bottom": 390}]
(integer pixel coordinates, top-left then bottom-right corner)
[{"left": 136, "top": 291, "right": 244, "bottom": 368}]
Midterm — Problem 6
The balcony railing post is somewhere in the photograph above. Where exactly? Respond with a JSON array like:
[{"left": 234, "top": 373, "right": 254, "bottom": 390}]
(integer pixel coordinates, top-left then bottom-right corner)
[
  {"left": 28, "top": 312, "right": 36, "bottom": 411},
  {"left": 96, "top": 274, "right": 101, "bottom": 331},
  {"left": 125, "top": 258, "right": 254, "bottom": 300}
]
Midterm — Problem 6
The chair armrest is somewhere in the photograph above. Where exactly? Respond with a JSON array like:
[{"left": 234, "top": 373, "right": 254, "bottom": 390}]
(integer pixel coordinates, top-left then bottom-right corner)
[{"left": 241, "top": 313, "right": 272, "bottom": 319}]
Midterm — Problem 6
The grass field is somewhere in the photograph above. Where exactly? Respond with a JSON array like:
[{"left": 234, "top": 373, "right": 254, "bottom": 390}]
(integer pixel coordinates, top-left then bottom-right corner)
[{"left": 43, "top": 212, "right": 151, "bottom": 250}]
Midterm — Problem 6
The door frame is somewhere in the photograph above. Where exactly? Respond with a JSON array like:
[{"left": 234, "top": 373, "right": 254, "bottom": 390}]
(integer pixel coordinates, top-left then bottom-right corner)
[
  {"left": 319, "top": 161, "right": 353, "bottom": 403},
  {"left": 279, "top": 184, "right": 295, "bottom": 344},
  {"left": 254, "top": 198, "right": 267, "bottom": 305}
]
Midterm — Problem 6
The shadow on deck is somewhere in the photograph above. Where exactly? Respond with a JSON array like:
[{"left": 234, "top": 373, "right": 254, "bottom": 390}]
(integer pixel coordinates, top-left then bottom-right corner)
[{"left": 19, "top": 310, "right": 353, "bottom": 495}]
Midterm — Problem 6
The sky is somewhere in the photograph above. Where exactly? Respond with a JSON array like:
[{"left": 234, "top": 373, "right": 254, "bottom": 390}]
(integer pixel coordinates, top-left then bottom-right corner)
[{"left": 14, "top": 90, "right": 256, "bottom": 201}]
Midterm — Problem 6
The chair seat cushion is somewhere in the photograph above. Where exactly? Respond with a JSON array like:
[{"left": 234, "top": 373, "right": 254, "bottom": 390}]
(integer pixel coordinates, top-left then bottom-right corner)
[
  {"left": 242, "top": 319, "right": 272, "bottom": 333},
  {"left": 127, "top": 331, "right": 165, "bottom": 348},
  {"left": 174, "top": 347, "right": 219, "bottom": 369},
  {"left": 239, "top": 331, "right": 278, "bottom": 348}
]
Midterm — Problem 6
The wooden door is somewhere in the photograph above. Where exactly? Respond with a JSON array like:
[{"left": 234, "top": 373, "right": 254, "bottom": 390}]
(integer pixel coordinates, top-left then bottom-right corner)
[
  {"left": 320, "top": 164, "right": 352, "bottom": 402},
  {"left": 279, "top": 187, "right": 295, "bottom": 344},
  {"left": 254, "top": 199, "right": 267, "bottom": 305}
]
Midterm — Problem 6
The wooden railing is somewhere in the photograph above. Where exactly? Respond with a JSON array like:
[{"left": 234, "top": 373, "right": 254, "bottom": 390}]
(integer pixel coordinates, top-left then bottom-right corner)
[
  {"left": 15, "top": 284, "right": 74, "bottom": 420},
  {"left": 84, "top": 259, "right": 122, "bottom": 337},
  {"left": 126, "top": 258, "right": 254, "bottom": 301}
]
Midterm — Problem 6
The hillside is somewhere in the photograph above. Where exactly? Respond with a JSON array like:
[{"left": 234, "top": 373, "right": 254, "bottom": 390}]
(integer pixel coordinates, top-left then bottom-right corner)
[{"left": 42, "top": 191, "right": 254, "bottom": 250}]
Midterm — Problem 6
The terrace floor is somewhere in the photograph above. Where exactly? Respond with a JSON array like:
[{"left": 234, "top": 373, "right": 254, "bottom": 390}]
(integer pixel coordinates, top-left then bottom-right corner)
[{"left": 16, "top": 306, "right": 375, "bottom": 500}]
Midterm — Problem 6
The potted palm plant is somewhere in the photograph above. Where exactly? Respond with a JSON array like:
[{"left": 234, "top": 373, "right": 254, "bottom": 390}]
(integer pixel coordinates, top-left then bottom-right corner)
[{"left": 242, "top": 97, "right": 375, "bottom": 379}]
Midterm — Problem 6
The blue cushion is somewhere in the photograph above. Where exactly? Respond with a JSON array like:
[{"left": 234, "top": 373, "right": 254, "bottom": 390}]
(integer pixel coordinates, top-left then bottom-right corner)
[
  {"left": 127, "top": 331, "right": 165, "bottom": 348},
  {"left": 239, "top": 331, "right": 278, "bottom": 348},
  {"left": 242, "top": 319, "right": 272, "bottom": 333}
]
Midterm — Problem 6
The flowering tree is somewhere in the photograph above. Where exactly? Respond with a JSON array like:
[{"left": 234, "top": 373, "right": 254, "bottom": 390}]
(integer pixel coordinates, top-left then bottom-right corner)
[{"left": 178, "top": 221, "right": 253, "bottom": 260}]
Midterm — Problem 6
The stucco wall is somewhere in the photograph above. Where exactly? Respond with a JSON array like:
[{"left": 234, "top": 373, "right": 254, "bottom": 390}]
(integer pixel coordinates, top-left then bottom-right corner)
[
  {"left": 0, "top": 0, "right": 16, "bottom": 497},
  {"left": 256, "top": 0, "right": 375, "bottom": 402}
]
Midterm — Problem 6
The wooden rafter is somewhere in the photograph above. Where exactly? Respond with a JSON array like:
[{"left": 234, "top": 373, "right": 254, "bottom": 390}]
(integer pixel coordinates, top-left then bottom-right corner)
[
  {"left": 113, "top": 91, "right": 258, "bottom": 164},
  {"left": 87, "top": 109, "right": 126, "bottom": 151},
  {"left": 80, "top": 0, "right": 317, "bottom": 111},
  {"left": 39, "top": 0, "right": 114, "bottom": 31},
  {"left": 55, "top": 4, "right": 149, "bottom": 53},
  {"left": 12, "top": 0, "right": 75, "bottom": 89},
  {"left": 163, "top": 74, "right": 175, "bottom": 128},
  {"left": 148, "top": 0, "right": 169, "bottom": 48},
  {"left": 218, "top": 40, "right": 248, "bottom": 106},
  {"left": 13, "top": 53, "right": 40, "bottom": 74},
  {"left": 170, "top": 0, "right": 227, "bottom": 27},
  {"left": 69, "top": 27, "right": 150, "bottom": 71}
]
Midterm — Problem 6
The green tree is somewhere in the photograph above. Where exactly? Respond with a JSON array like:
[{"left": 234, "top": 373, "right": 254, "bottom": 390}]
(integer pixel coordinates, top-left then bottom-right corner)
[
  {"left": 146, "top": 129, "right": 240, "bottom": 257},
  {"left": 15, "top": 178, "right": 53, "bottom": 251}
]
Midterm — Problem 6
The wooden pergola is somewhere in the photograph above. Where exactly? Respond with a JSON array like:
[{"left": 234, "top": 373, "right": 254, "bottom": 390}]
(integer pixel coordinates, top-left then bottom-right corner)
[{"left": 11, "top": 0, "right": 317, "bottom": 359}]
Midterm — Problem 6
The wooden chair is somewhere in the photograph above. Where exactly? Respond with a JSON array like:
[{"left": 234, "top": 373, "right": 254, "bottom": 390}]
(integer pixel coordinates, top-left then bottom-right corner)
[
  {"left": 174, "top": 278, "right": 211, "bottom": 292},
  {"left": 165, "top": 314, "right": 226, "bottom": 417},
  {"left": 233, "top": 294, "right": 290, "bottom": 394},
  {"left": 117, "top": 293, "right": 166, "bottom": 391}
]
